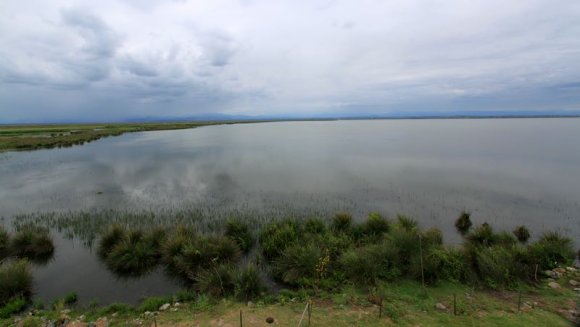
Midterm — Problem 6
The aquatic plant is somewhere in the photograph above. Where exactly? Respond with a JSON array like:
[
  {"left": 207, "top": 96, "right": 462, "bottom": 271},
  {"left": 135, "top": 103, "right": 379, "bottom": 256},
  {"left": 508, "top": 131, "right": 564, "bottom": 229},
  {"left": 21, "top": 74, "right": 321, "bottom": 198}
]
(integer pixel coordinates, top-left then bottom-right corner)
[
  {"left": 273, "top": 242, "right": 321, "bottom": 286},
  {"left": 466, "top": 223, "right": 495, "bottom": 247},
  {"left": 259, "top": 219, "right": 301, "bottom": 260},
  {"left": 10, "top": 225, "right": 54, "bottom": 264},
  {"left": 454, "top": 211, "right": 472, "bottom": 235},
  {"left": 235, "top": 264, "right": 265, "bottom": 300},
  {"left": 396, "top": 215, "right": 417, "bottom": 231},
  {"left": 512, "top": 225, "right": 531, "bottom": 243},
  {"left": 0, "top": 226, "right": 9, "bottom": 260},
  {"left": 0, "top": 260, "right": 32, "bottom": 306},
  {"left": 331, "top": 212, "right": 352, "bottom": 233},
  {"left": 339, "top": 240, "right": 400, "bottom": 285},
  {"left": 224, "top": 219, "right": 254, "bottom": 253},
  {"left": 97, "top": 224, "right": 126, "bottom": 258},
  {"left": 103, "top": 229, "right": 164, "bottom": 277},
  {"left": 195, "top": 264, "right": 236, "bottom": 297}
]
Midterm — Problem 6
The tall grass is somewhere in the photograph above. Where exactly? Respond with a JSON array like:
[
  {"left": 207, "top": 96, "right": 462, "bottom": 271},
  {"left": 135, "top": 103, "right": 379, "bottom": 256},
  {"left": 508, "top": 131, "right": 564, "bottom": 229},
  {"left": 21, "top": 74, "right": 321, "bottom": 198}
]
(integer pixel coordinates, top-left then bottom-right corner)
[
  {"left": 10, "top": 225, "right": 54, "bottom": 264},
  {"left": 0, "top": 260, "right": 32, "bottom": 306},
  {"left": 0, "top": 226, "right": 9, "bottom": 260}
]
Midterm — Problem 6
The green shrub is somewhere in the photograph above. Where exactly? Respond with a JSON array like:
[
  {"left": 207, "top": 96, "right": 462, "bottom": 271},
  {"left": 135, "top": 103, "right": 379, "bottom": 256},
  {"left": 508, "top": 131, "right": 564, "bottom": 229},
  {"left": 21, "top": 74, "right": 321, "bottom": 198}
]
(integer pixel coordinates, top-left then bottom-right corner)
[
  {"left": 163, "top": 235, "right": 241, "bottom": 282},
  {"left": 454, "top": 211, "right": 472, "bottom": 235},
  {"left": 235, "top": 264, "right": 265, "bottom": 300},
  {"left": 259, "top": 220, "right": 302, "bottom": 260},
  {"left": 356, "top": 213, "right": 389, "bottom": 242},
  {"left": 396, "top": 215, "right": 417, "bottom": 231},
  {"left": 387, "top": 228, "right": 419, "bottom": 269},
  {"left": 340, "top": 241, "right": 400, "bottom": 285},
  {"left": 421, "top": 228, "right": 443, "bottom": 248},
  {"left": 495, "top": 231, "right": 517, "bottom": 247},
  {"left": 528, "top": 231, "right": 574, "bottom": 269},
  {"left": 138, "top": 296, "right": 171, "bottom": 312},
  {"left": 475, "top": 246, "right": 518, "bottom": 289},
  {"left": 410, "top": 246, "right": 468, "bottom": 283},
  {"left": 304, "top": 217, "right": 326, "bottom": 234},
  {"left": 0, "top": 296, "right": 26, "bottom": 319},
  {"left": 195, "top": 264, "right": 236, "bottom": 297},
  {"left": 0, "top": 260, "right": 32, "bottom": 306},
  {"left": 97, "top": 303, "right": 134, "bottom": 316},
  {"left": 273, "top": 243, "right": 321, "bottom": 286},
  {"left": 98, "top": 224, "right": 126, "bottom": 258},
  {"left": 331, "top": 212, "right": 352, "bottom": 233},
  {"left": 104, "top": 230, "right": 160, "bottom": 277},
  {"left": 224, "top": 219, "right": 254, "bottom": 253},
  {"left": 10, "top": 225, "right": 54, "bottom": 263},
  {"left": 466, "top": 223, "right": 495, "bottom": 247},
  {"left": 63, "top": 291, "right": 78, "bottom": 305},
  {"left": 512, "top": 226, "right": 531, "bottom": 243},
  {"left": 0, "top": 226, "right": 10, "bottom": 260}
]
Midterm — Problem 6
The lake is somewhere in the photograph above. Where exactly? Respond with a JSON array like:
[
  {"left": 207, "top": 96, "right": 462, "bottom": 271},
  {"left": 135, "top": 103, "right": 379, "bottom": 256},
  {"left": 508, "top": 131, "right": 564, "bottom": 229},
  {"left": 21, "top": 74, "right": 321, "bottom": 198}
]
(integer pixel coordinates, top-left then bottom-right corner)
[{"left": 1, "top": 118, "right": 580, "bottom": 305}]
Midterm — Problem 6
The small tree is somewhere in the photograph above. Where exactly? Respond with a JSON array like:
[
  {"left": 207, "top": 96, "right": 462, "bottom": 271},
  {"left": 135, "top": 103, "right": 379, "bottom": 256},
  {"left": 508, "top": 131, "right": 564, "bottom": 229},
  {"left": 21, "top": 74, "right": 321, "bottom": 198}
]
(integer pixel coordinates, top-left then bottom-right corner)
[{"left": 454, "top": 211, "right": 472, "bottom": 235}]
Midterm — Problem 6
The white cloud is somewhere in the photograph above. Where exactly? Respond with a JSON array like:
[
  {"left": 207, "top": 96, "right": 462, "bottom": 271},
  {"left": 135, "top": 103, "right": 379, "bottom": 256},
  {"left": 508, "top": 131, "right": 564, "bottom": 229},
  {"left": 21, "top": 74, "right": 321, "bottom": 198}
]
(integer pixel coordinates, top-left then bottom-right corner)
[{"left": 1, "top": 0, "right": 580, "bottom": 122}]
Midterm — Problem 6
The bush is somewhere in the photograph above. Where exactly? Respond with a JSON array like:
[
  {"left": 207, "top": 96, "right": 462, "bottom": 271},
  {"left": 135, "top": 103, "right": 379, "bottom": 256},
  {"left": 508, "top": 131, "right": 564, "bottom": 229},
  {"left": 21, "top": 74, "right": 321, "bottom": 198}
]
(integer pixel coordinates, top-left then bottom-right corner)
[
  {"left": 356, "top": 213, "right": 389, "bottom": 242},
  {"left": 224, "top": 219, "right": 254, "bottom": 253},
  {"left": 454, "top": 211, "right": 472, "bottom": 235},
  {"left": 0, "top": 296, "right": 26, "bottom": 319},
  {"left": 512, "top": 226, "right": 531, "bottom": 243},
  {"left": 396, "top": 215, "right": 417, "bottom": 231},
  {"left": 409, "top": 246, "right": 468, "bottom": 283},
  {"left": 98, "top": 224, "right": 126, "bottom": 258},
  {"left": 10, "top": 225, "right": 55, "bottom": 263},
  {"left": 421, "top": 228, "right": 443, "bottom": 248},
  {"left": 0, "top": 260, "right": 32, "bottom": 306},
  {"left": 304, "top": 218, "right": 326, "bottom": 234},
  {"left": 495, "top": 231, "right": 517, "bottom": 247},
  {"left": 0, "top": 226, "right": 10, "bottom": 260},
  {"left": 331, "top": 212, "right": 352, "bottom": 233},
  {"left": 528, "top": 231, "right": 575, "bottom": 269},
  {"left": 104, "top": 229, "right": 161, "bottom": 277},
  {"left": 195, "top": 264, "right": 236, "bottom": 297},
  {"left": 259, "top": 220, "right": 302, "bottom": 260},
  {"left": 63, "top": 291, "right": 78, "bottom": 305},
  {"left": 235, "top": 265, "right": 265, "bottom": 300},
  {"left": 340, "top": 241, "right": 400, "bottom": 285},
  {"left": 466, "top": 223, "right": 495, "bottom": 247},
  {"left": 387, "top": 228, "right": 419, "bottom": 269},
  {"left": 273, "top": 243, "right": 321, "bottom": 286},
  {"left": 163, "top": 235, "right": 241, "bottom": 282},
  {"left": 475, "top": 246, "right": 519, "bottom": 289}
]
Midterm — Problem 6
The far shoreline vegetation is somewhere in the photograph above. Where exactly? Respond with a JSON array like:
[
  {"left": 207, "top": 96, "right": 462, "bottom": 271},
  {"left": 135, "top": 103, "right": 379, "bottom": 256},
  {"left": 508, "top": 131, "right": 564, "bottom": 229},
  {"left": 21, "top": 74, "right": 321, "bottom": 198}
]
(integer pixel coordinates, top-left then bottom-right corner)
[
  {"left": 1, "top": 210, "right": 579, "bottom": 325},
  {"left": 2, "top": 115, "right": 580, "bottom": 153}
]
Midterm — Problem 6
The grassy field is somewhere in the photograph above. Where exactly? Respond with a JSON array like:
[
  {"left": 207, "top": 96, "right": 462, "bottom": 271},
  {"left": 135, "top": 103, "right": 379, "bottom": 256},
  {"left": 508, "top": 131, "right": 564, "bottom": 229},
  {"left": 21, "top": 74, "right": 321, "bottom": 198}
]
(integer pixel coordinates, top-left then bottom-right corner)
[
  {"left": 0, "top": 121, "right": 257, "bottom": 152},
  {"left": 4, "top": 280, "right": 577, "bottom": 326}
]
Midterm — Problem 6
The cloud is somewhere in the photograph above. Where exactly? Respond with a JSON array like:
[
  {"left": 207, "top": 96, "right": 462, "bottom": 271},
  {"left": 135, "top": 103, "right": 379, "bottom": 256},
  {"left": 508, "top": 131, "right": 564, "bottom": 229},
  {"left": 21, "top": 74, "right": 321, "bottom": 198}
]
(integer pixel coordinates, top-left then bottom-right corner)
[{"left": 0, "top": 0, "right": 580, "bottom": 122}]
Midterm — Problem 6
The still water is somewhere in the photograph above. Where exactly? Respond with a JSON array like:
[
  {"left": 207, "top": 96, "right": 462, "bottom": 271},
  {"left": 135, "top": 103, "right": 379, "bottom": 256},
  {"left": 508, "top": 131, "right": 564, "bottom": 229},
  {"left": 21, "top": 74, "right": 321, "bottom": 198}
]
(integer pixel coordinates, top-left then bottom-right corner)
[{"left": 1, "top": 118, "right": 579, "bottom": 304}]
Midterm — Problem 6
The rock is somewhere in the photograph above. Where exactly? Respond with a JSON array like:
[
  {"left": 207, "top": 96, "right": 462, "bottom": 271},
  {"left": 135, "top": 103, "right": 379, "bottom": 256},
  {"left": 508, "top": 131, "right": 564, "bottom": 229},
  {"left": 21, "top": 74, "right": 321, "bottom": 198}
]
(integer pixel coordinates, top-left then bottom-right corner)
[
  {"left": 574, "top": 288, "right": 580, "bottom": 292},
  {"left": 79, "top": 315, "right": 85, "bottom": 321},
  {"left": 247, "top": 301, "right": 255, "bottom": 308},
  {"left": 159, "top": 303, "right": 171, "bottom": 311},
  {"left": 87, "top": 323, "right": 96, "bottom": 327},
  {"left": 548, "top": 271, "right": 562, "bottom": 279},
  {"left": 170, "top": 308, "right": 178, "bottom": 312},
  {"left": 265, "top": 317, "right": 275, "bottom": 324},
  {"left": 61, "top": 309, "right": 71, "bottom": 315},
  {"left": 569, "top": 280, "right": 579, "bottom": 287},
  {"left": 111, "top": 312, "right": 118, "bottom": 317},
  {"left": 554, "top": 267, "right": 566, "bottom": 274},
  {"left": 436, "top": 303, "right": 447, "bottom": 311},
  {"left": 566, "top": 267, "right": 577, "bottom": 272},
  {"left": 548, "top": 281, "right": 561, "bottom": 289},
  {"left": 173, "top": 302, "right": 181, "bottom": 307},
  {"left": 569, "top": 309, "right": 579, "bottom": 318},
  {"left": 144, "top": 311, "right": 152, "bottom": 317}
]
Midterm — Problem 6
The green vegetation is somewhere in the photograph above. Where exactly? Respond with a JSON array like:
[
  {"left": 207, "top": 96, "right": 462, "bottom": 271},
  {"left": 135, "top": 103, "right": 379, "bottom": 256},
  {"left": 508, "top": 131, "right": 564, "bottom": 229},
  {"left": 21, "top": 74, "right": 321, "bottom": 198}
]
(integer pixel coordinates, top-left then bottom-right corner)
[
  {"left": 513, "top": 225, "right": 531, "bottom": 243},
  {"left": 0, "top": 227, "right": 9, "bottom": 261},
  {"left": 454, "top": 211, "right": 472, "bottom": 235},
  {"left": 0, "top": 260, "right": 32, "bottom": 307},
  {"left": 1, "top": 210, "right": 578, "bottom": 325},
  {"left": 9, "top": 225, "right": 54, "bottom": 264},
  {"left": 0, "top": 121, "right": 263, "bottom": 152}
]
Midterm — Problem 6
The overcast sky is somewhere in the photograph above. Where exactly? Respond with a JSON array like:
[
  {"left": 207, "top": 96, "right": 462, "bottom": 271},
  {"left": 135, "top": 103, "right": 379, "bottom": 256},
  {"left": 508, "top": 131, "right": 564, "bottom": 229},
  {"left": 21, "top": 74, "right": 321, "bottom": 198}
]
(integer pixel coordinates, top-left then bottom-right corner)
[{"left": 1, "top": 0, "right": 580, "bottom": 122}]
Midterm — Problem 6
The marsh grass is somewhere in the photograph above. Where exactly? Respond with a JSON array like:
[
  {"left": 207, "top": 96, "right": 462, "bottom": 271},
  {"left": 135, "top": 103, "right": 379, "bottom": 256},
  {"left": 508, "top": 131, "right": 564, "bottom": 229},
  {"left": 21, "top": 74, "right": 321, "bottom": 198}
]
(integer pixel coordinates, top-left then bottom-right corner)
[
  {"left": 0, "top": 226, "right": 9, "bottom": 260},
  {"left": 0, "top": 260, "right": 32, "bottom": 306},
  {"left": 10, "top": 225, "right": 54, "bottom": 264}
]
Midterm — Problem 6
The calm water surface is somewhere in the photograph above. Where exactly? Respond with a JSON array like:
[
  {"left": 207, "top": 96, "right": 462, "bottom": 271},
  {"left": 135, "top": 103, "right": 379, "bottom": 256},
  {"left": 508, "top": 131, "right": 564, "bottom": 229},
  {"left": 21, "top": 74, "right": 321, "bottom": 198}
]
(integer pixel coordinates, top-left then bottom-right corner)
[{"left": 1, "top": 118, "right": 579, "bottom": 304}]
